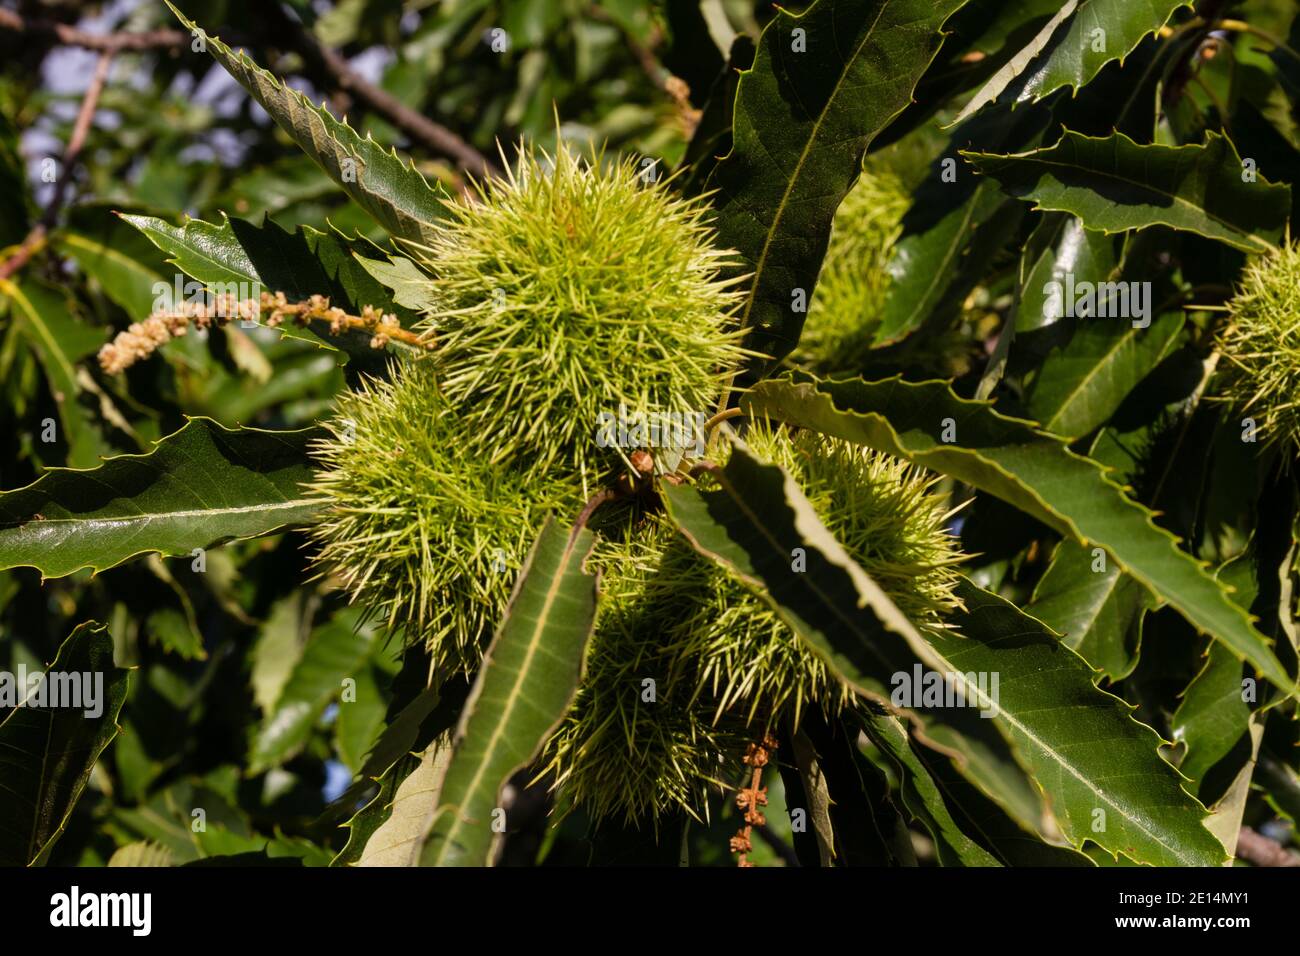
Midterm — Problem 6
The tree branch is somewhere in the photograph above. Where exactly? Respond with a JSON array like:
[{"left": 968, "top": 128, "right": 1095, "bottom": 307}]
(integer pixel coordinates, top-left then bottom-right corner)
[
  {"left": 0, "top": 9, "right": 187, "bottom": 51},
  {"left": 0, "top": 49, "right": 114, "bottom": 282},
  {"left": 260, "top": 4, "right": 497, "bottom": 181},
  {"left": 0, "top": 5, "right": 497, "bottom": 182}
]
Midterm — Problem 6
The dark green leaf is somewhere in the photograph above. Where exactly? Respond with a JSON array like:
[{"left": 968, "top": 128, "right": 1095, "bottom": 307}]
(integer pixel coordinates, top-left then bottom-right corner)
[
  {"left": 708, "top": 0, "right": 966, "bottom": 370},
  {"left": 965, "top": 130, "right": 1291, "bottom": 254},
  {"left": 678, "top": 36, "right": 754, "bottom": 197},
  {"left": 167, "top": 3, "right": 446, "bottom": 243},
  {"left": 1027, "top": 539, "right": 1152, "bottom": 680},
  {"left": 743, "top": 374, "right": 1294, "bottom": 693},
  {"left": 1026, "top": 310, "right": 1185, "bottom": 439},
  {"left": 0, "top": 418, "right": 325, "bottom": 578},
  {"left": 947, "top": 581, "right": 1223, "bottom": 865},
  {"left": 877, "top": 106, "right": 1048, "bottom": 345},
  {"left": 420, "top": 517, "right": 599, "bottom": 866},
  {"left": 899, "top": 723, "right": 1094, "bottom": 866},
  {"left": 0, "top": 622, "right": 130, "bottom": 866},
  {"left": 955, "top": 1, "right": 1191, "bottom": 123},
  {"left": 861, "top": 711, "right": 1001, "bottom": 866},
  {"left": 1008, "top": 214, "right": 1121, "bottom": 380},
  {"left": 0, "top": 278, "right": 107, "bottom": 469},
  {"left": 1172, "top": 642, "right": 1251, "bottom": 799},
  {"left": 798, "top": 709, "right": 916, "bottom": 866},
  {"left": 872, "top": 0, "right": 1065, "bottom": 149}
]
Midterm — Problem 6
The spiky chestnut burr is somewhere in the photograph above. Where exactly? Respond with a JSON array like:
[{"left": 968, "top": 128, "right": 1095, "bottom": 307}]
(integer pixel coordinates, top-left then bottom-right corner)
[
  {"left": 795, "top": 168, "right": 909, "bottom": 372},
  {"left": 540, "top": 506, "right": 750, "bottom": 828},
  {"left": 546, "top": 423, "right": 964, "bottom": 824},
  {"left": 305, "top": 360, "right": 581, "bottom": 678},
  {"left": 1216, "top": 242, "right": 1300, "bottom": 452},
  {"left": 409, "top": 141, "right": 751, "bottom": 478}
]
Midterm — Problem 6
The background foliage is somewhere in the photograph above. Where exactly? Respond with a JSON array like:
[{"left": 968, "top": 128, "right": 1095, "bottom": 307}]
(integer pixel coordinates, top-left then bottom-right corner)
[{"left": 0, "top": 0, "right": 1298, "bottom": 867}]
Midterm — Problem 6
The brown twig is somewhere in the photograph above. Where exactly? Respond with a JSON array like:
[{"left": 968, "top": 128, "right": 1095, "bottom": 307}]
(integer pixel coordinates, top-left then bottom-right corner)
[
  {"left": 1236, "top": 826, "right": 1300, "bottom": 866},
  {"left": 0, "top": 6, "right": 495, "bottom": 183},
  {"left": 585, "top": 4, "right": 699, "bottom": 134},
  {"left": 0, "top": 9, "right": 187, "bottom": 51},
  {"left": 261, "top": 5, "right": 497, "bottom": 182},
  {"left": 0, "top": 49, "right": 113, "bottom": 282}
]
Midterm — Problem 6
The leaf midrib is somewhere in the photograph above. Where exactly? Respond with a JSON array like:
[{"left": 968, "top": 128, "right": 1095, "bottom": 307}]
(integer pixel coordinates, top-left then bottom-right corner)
[
  {"left": 11, "top": 498, "right": 316, "bottom": 529},
  {"left": 1040, "top": 319, "right": 1163, "bottom": 434},
  {"left": 882, "top": 188, "right": 986, "bottom": 341}
]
